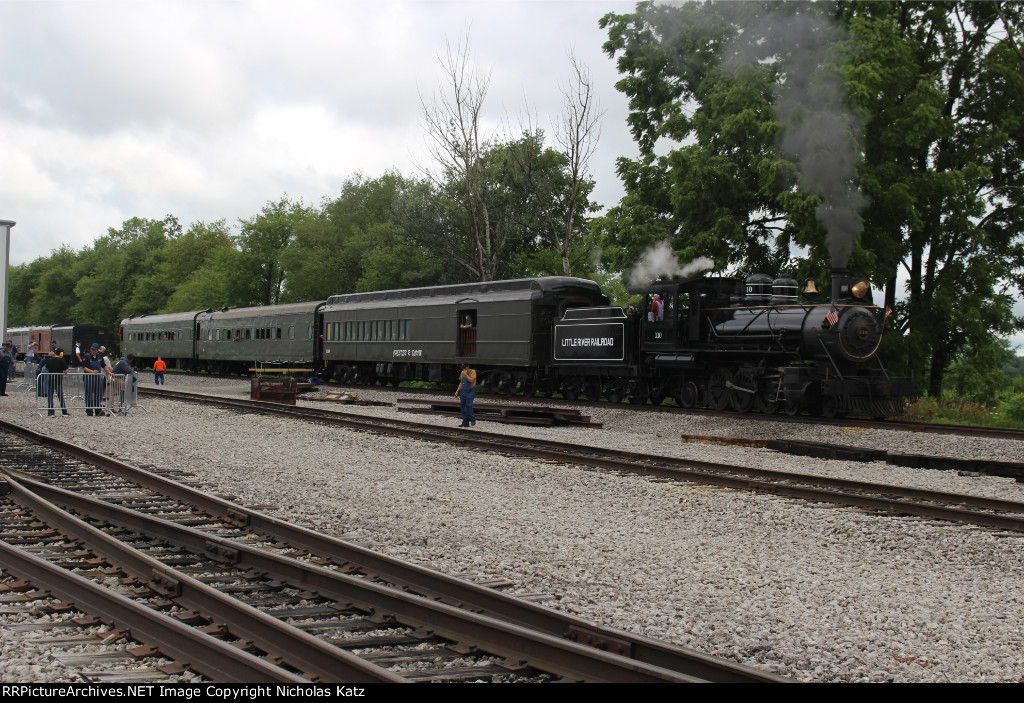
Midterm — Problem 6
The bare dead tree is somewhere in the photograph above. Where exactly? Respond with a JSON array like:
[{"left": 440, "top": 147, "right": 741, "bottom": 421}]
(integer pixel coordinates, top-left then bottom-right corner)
[
  {"left": 418, "top": 33, "right": 498, "bottom": 281},
  {"left": 504, "top": 51, "right": 605, "bottom": 276},
  {"left": 552, "top": 52, "right": 605, "bottom": 276}
]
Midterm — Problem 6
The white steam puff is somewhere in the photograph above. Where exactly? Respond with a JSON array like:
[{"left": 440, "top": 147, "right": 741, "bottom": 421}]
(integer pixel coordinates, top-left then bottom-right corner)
[{"left": 628, "top": 241, "right": 715, "bottom": 286}]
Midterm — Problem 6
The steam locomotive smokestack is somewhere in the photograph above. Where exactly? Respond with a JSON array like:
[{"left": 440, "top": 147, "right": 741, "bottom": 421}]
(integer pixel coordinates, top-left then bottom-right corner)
[{"left": 831, "top": 266, "right": 849, "bottom": 304}]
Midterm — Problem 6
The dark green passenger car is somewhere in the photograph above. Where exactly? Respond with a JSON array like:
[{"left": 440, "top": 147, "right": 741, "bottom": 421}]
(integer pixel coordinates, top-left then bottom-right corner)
[{"left": 320, "top": 278, "right": 606, "bottom": 390}]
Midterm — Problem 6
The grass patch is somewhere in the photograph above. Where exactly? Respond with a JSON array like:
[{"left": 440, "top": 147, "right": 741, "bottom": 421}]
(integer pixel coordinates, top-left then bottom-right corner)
[{"left": 903, "top": 396, "right": 1024, "bottom": 429}]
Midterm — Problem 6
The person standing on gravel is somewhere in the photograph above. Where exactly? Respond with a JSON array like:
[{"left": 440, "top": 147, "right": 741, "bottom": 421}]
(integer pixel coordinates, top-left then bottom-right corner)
[
  {"left": 153, "top": 356, "right": 166, "bottom": 385},
  {"left": 454, "top": 362, "right": 476, "bottom": 427},
  {"left": 0, "top": 342, "right": 12, "bottom": 396},
  {"left": 43, "top": 352, "right": 70, "bottom": 416},
  {"left": 111, "top": 354, "right": 138, "bottom": 413},
  {"left": 82, "top": 343, "right": 108, "bottom": 416}
]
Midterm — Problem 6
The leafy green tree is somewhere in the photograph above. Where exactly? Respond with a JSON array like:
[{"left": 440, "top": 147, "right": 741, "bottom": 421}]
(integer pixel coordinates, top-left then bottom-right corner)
[
  {"left": 355, "top": 234, "right": 445, "bottom": 293},
  {"left": 411, "top": 133, "right": 597, "bottom": 282},
  {"left": 162, "top": 246, "right": 250, "bottom": 312},
  {"left": 8, "top": 257, "right": 53, "bottom": 325},
  {"left": 945, "top": 336, "right": 1017, "bottom": 403},
  {"left": 499, "top": 130, "right": 600, "bottom": 277},
  {"left": 280, "top": 173, "right": 432, "bottom": 301},
  {"left": 25, "top": 246, "right": 83, "bottom": 324},
  {"left": 236, "top": 196, "right": 315, "bottom": 306},
  {"left": 152, "top": 220, "right": 237, "bottom": 312},
  {"left": 72, "top": 216, "right": 180, "bottom": 336},
  {"left": 600, "top": 1, "right": 1024, "bottom": 398},
  {"left": 844, "top": 1, "right": 1024, "bottom": 397}
]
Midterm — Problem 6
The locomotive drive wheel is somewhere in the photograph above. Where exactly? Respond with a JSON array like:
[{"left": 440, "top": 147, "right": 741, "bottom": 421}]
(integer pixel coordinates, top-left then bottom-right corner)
[
  {"left": 707, "top": 367, "right": 732, "bottom": 411},
  {"left": 754, "top": 392, "right": 780, "bottom": 415},
  {"left": 754, "top": 379, "right": 781, "bottom": 414},
  {"left": 730, "top": 368, "right": 757, "bottom": 413}
]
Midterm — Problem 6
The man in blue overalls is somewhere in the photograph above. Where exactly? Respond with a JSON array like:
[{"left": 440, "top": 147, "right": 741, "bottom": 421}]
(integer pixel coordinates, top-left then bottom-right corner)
[
  {"left": 82, "top": 343, "right": 108, "bottom": 416},
  {"left": 454, "top": 362, "right": 476, "bottom": 427}
]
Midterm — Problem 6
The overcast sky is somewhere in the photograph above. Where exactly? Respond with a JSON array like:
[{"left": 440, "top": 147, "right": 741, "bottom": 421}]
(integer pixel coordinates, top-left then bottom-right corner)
[{"left": 1, "top": 0, "right": 637, "bottom": 264}]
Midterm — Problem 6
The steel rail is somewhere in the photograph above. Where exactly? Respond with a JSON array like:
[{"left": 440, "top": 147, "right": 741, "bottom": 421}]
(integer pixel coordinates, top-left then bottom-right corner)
[
  {"left": 9, "top": 473, "right": 703, "bottom": 684},
  {"left": 0, "top": 417, "right": 788, "bottom": 683},
  {"left": 0, "top": 538, "right": 313, "bottom": 684},
  {"left": 133, "top": 390, "right": 1024, "bottom": 530},
  {"left": 2, "top": 474, "right": 407, "bottom": 683}
]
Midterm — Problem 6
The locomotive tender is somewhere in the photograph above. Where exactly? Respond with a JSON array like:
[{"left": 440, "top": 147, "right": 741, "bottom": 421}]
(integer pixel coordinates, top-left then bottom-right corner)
[{"left": 121, "top": 270, "right": 914, "bottom": 418}]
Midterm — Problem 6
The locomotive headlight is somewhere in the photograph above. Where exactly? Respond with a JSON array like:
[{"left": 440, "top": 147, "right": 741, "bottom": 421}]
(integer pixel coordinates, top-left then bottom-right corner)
[{"left": 851, "top": 279, "right": 871, "bottom": 299}]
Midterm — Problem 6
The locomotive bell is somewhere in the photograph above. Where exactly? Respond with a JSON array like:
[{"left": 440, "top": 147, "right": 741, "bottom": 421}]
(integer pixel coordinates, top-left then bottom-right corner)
[{"left": 802, "top": 278, "right": 819, "bottom": 296}]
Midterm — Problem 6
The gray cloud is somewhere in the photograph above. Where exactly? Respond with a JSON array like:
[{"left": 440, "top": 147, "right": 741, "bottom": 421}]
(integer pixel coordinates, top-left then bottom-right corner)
[{"left": 0, "top": 0, "right": 636, "bottom": 265}]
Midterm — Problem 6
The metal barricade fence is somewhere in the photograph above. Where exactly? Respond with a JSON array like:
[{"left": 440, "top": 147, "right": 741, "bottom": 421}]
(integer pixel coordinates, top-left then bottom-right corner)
[
  {"left": 33, "top": 373, "right": 143, "bottom": 417},
  {"left": 18, "top": 362, "right": 38, "bottom": 390}
]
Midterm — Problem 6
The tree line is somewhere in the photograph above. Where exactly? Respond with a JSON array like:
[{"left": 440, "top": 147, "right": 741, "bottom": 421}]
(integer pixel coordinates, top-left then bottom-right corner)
[{"left": 8, "top": 2, "right": 1024, "bottom": 407}]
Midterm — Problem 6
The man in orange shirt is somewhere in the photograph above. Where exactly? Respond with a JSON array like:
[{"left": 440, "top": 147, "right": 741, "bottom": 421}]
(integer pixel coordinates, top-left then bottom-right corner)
[{"left": 153, "top": 356, "right": 167, "bottom": 385}]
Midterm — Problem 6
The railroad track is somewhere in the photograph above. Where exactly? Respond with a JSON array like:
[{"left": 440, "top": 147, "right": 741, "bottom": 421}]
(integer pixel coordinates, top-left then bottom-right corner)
[
  {"left": 0, "top": 420, "right": 784, "bottom": 683},
  {"left": 310, "top": 378, "right": 1024, "bottom": 441},
  {"left": 137, "top": 387, "right": 1024, "bottom": 534},
  {"left": 0, "top": 568, "right": 198, "bottom": 683},
  {"left": 680, "top": 434, "right": 1024, "bottom": 481}
]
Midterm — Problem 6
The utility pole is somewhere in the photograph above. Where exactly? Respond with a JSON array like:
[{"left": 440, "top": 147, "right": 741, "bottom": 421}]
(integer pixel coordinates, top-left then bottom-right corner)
[{"left": 0, "top": 219, "right": 15, "bottom": 341}]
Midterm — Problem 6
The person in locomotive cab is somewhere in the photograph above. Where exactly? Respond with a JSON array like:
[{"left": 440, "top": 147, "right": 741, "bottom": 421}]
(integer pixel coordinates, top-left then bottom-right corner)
[
  {"left": 460, "top": 313, "right": 475, "bottom": 329},
  {"left": 454, "top": 362, "right": 477, "bottom": 427},
  {"left": 649, "top": 294, "right": 664, "bottom": 322}
]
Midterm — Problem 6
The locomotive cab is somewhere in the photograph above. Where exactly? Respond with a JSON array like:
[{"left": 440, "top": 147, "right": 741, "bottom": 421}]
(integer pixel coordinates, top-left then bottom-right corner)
[{"left": 632, "top": 278, "right": 741, "bottom": 350}]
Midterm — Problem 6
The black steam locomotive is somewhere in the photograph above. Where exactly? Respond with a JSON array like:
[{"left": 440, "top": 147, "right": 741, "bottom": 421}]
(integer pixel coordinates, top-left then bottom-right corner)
[
  {"left": 554, "top": 268, "right": 913, "bottom": 418},
  {"left": 121, "top": 269, "right": 913, "bottom": 418}
]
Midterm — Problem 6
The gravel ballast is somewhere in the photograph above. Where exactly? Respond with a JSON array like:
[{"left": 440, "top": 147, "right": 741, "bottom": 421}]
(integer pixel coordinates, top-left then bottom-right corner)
[{"left": 3, "top": 375, "right": 1023, "bottom": 682}]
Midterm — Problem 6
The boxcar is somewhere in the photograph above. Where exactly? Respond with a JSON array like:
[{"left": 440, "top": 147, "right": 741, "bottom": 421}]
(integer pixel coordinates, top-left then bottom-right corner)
[{"left": 319, "top": 277, "right": 606, "bottom": 389}]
